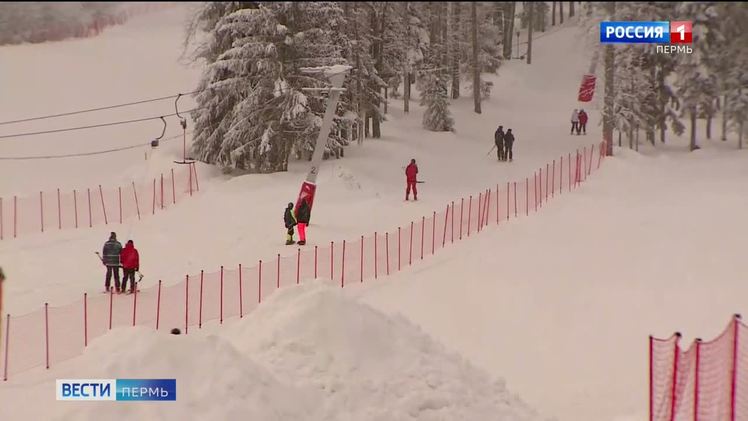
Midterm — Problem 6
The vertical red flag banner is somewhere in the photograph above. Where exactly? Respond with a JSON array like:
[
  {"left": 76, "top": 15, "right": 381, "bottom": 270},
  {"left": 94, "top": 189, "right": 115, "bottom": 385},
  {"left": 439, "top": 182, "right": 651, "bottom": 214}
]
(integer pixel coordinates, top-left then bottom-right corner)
[{"left": 578, "top": 74, "right": 597, "bottom": 102}]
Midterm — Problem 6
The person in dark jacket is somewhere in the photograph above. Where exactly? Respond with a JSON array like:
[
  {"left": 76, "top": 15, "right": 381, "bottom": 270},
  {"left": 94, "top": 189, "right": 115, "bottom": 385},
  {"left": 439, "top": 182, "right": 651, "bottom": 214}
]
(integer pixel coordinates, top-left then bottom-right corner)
[
  {"left": 295, "top": 199, "right": 311, "bottom": 246},
  {"left": 405, "top": 159, "right": 419, "bottom": 201},
  {"left": 120, "top": 240, "right": 140, "bottom": 294},
  {"left": 494, "top": 125, "right": 505, "bottom": 161},
  {"left": 284, "top": 202, "right": 297, "bottom": 245},
  {"left": 102, "top": 232, "right": 122, "bottom": 292},
  {"left": 504, "top": 129, "right": 515, "bottom": 162}
]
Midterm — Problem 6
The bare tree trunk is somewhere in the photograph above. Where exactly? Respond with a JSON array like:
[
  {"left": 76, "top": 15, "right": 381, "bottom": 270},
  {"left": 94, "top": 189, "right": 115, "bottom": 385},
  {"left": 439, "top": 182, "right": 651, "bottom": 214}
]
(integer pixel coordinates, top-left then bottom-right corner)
[
  {"left": 603, "top": 2, "right": 615, "bottom": 155},
  {"left": 740, "top": 122, "right": 744, "bottom": 149},
  {"left": 628, "top": 124, "right": 633, "bottom": 149},
  {"left": 705, "top": 111, "right": 712, "bottom": 140},
  {"left": 646, "top": 65, "right": 656, "bottom": 145},
  {"left": 526, "top": 3, "right": 533, "bottom": 64},
  {"left": 504, "top": 2, "right": 516, "bottom": 59},
  {"left": 372, "top": 2, "right": 386, "bottom": 139},
  {"left": 541, "top": 3, "right": 546, "bottom": 32},
  {"left": 722, "top": 95, "right": 728, "bottom": 141},
  {"left": 618, "top": 130, "right": 622, "bottom": 147},
  {"left": 402, "top": 2, "right": 410, "bottom": 114},
  {"left": 471, "top": 1, "right": 481, "bottom": 114},
  {"left": 636, "top": 124, "right": 640, "bottom": 151},
  {"left": 569, "top": 1, "right": 574, "bottom": 17},
  {"left": 657, "top": 68, "right": 666, "bottom": 143},
  {"left": 451, "top": 1, "right": 460, "bottom": 98},
  {"left": 552, "top": 2, "right": 556, "bottom": 25},
  {"left": 559, "top": 2, "right": 564, "bottom": 24},
  {"left": 689, "top": 109, "right": 697, "bottom": 151}
]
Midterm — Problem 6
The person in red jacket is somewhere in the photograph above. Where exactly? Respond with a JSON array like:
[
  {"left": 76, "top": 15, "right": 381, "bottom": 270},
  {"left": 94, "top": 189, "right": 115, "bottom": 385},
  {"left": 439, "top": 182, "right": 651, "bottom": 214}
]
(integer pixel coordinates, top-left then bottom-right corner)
[
  {"left": 405, "top": 158, "right": 419, "bottom": 201},
  {"left": 578, "top": 109, "right": 588, "bottom": 135},
  {"left": 120, "top": 240, "right": 140, "bottom": 294}
]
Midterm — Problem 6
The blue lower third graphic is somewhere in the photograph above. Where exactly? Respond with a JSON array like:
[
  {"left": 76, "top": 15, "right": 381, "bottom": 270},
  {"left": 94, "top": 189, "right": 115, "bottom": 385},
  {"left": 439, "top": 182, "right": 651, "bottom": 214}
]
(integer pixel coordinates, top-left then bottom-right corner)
[{"left": 57, "top": 379, "right": 176, "bottom": 401}]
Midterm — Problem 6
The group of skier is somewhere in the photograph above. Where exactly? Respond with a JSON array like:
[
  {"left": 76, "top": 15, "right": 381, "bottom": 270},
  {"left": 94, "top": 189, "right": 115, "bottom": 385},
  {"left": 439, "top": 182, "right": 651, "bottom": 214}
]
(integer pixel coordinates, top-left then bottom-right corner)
[
  {"left": 284, "top": 198, "right": 311, "bottom": 246},
  {"left": 100, "top": 232, "right": 140, "bottom": 294},
  {"left": 493, "top": 126, "right": 516, "bottom": 162},
  {"left": 571, "top": 108, "right": 588, "bottom": 135}
]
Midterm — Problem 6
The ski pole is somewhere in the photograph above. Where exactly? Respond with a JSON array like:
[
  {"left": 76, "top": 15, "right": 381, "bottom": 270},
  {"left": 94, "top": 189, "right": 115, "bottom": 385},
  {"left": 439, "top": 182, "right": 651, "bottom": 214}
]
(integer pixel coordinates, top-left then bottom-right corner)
[{"left": 486, "top": 145, "right": 496, "bottom": 156}]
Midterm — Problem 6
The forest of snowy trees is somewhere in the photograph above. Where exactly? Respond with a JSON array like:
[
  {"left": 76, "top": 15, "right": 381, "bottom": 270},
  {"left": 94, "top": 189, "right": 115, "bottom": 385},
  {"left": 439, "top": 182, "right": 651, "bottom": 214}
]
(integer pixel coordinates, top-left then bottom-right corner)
[
  {"left": 185, "top": 2, "right": 747, "bottom": 173},
  {"left": 0, "top": 2, "right": 129, "bottom": 45},
  {"left": 582, "top": 2, "right": 748, "bottom": 151}
]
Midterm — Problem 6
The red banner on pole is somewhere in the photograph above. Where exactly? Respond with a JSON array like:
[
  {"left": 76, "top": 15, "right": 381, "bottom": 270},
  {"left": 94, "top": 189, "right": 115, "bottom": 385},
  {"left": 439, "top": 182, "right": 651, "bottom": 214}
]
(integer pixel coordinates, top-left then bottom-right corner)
[{"left": 578, "top": 74, "right": 597, "bottom": 102}]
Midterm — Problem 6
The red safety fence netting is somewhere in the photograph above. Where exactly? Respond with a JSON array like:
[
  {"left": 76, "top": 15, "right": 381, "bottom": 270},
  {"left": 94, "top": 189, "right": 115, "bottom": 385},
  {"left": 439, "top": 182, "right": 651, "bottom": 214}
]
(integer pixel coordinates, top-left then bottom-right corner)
[{"left": 1, "top": 142, "right": 606, "bottom": 381}]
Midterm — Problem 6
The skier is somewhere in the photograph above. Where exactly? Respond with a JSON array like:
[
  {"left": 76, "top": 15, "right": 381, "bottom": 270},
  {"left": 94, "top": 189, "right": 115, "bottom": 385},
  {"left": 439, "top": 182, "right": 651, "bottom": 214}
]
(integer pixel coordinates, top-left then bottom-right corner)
[
  {"left": 504, "top": 129, "right": 515, "bottom": 162},
  {"left": 571, "top": 109, "right": 580, "bottom": 135},
  {"left": 494, "top": 125, "right": 505, "bottom": 161},
  {"left": 284, "top": 202, "right": 297, "bottom": 245},
  {"left": 102, "top": 232, "right": 122, "bottom": 293},
  {"left": 578, "top": 109, "right": 588, "bottom": 135},
  {"left": 295, "top": 199, "right": 311, "bottom": 246},
  {"left": 405, "top": 158, "right": 419, "bottom": 201},
  {"left": 119, "top": 240, "right": 140, "bottom": 294}
]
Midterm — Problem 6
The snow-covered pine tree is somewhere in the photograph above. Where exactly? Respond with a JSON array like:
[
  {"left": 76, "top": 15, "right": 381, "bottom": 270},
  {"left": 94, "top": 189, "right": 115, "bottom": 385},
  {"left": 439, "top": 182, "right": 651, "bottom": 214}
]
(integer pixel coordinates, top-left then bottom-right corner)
[
  {"left": 188, "top": 2, "right": 347, "bottom": 173},
  {"left": 419, "top": 44, "right": 454, "bottom": 132}
]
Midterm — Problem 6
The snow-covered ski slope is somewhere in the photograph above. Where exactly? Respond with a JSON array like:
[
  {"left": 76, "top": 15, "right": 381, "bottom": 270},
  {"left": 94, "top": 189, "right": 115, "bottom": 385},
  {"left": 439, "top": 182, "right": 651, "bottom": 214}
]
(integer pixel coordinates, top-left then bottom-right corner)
[{"left": 1, "top": 4, "right": 747, "bottom": 421}]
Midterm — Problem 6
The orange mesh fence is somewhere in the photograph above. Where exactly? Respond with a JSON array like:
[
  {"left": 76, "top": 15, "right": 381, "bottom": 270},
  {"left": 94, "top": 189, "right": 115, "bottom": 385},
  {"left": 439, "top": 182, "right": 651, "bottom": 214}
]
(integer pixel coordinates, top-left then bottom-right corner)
[
  {"left": 1, "top": 142, "right": 606, "bottom": 381},
  {"left": 0, "top": 164, "right": 199, "bottom": 240}
]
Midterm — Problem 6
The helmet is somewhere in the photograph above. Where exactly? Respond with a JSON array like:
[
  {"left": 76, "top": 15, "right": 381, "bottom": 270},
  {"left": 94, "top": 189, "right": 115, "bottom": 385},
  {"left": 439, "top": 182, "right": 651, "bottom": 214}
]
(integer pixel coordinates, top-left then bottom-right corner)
[{"left": 288, "top": 202, "right": 294, "bottom": 208}]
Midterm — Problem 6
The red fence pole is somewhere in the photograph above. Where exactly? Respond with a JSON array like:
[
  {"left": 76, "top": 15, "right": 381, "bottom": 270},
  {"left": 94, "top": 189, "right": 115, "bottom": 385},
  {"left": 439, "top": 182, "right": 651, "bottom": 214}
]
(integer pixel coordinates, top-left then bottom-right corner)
[
  {"left": 40, "top": 191, "right": 44, "bottom": 233},
  {"left": 552, "top": 160, "right": 556, "bottom": 198},
  {"left": 193, "top": 163, "right": 200, "bottom": 192},
  {"left": 597, "top": 143, "right": 603, "bottom": 169},
  {"left": 220, "top": 266, "right": 224, "bottom": 324},
  {"left": 341, "top": 240, "right": 346, "bottom": 288},
  {"left": 560, "top": 156, "right": 564, "bottom": 195},
  {"left": 3, "top": 315, "right": 9, "bottom": 381},
  {"left": 13, "top": 196, "right": 16, "bottom": 238},
  {"left": 731, "top": 314, "right": 741, "bottom": 421},
  {"left": 506, "top": 182, "right": 510, "bottom": 220},
  {"left": 160, "top": 173, "right": 164, "bottom": 210},
  {"left": 589, "top": 144, "right": 595, "bottom": 176},
  {"left": 443, "top": 205, "right": 449, "bottom": 247},
  {"left": 409, "top": 221, "right": 414, "bottom": 265},
  {"left": 0, "top": 197, "right": 3, "bottom": 240},
  {"left": 420, "top": 216, "right": 425, "bottom": 260},
  {"left": 152, "top": 178, "right": 156, "bottom": 215},
  {"left": 485, "top": 189, "right": 491, "bottom": 228},
  {"left": 568, "top": 152, "right": 572, "bottom": 191},
  {"left": 374, "top": 232, "right": 378, "bottom": 279},
  {"left": 694, "top": 338, "right": 701, "bottom": 421},
  {"left": 108, "top": 289, "right": 113, "bottom": 330},
  {"left": 496, "top": 185, "right": 500, "bottom": 225},
  {"left": 199, "top": 270, "right": 204, "bottom": 328},
  {"left": 118, "top": 187, "right": 122, "bottom": 224},
  {"left": 44, "top": 303, "right": 49, "bottom": 369},
  {"left": 546, "top": 163, "right": 550, "bottom": 201},
  {"left": 188, "top": 164, "right": 193, "bottom": 196},
  {"left": 184, "top": 275, "right": 189, "bottom": 334},
  {"left": 330, "top": 242, "right": 334, "bottom": 281},
  {"left": 132, "top": 288, "right": 137, "bottom": 326},
  {"left": 670, "top": 333, "right": 681, "bottom": 421},
  {"left": 649, "top": 335, "right": 653, "bottom": 421},
  {"left": 477, "top": 193, "right": 482, "bottom": 232},
  {"left": 83, "top": 292, "right": 88, "bottom": 347},
  {"left": 156, "top": 280, "right": 162, "bottom": 330},
  {"left": 361, "top": 235, "right": 364, "bottom": 282},
  {"left": 451, "top": 201, "right": 455, "bottom": 242},
  {"left": 467, "top": 196, "right": 472, "bottom": 236},
  {"left": 432, "top": 211, "right": 436, "bottom": 254},
  {"left": 296, "top": 249, "right": 301, "bottom": 284},
  {"left": 57, "top": 188, "right": 62, "bottom": 230},
  {"left": 460, "top": 198, "right": 464, "bottom": 240},
  {"left": 533, "top": 172, "right": 538, "bottom": 213},
  {"left": 239, "top": 264, "right": 244, "bottom": 317},
  {"left": 513, "top": 182, "right": 517, "bottom": 217},
  {"left": 258, "top": 260, "right": 262, "bottom": 303},
  {"left": 132, "top": 182, "right": 141, "bottom": 220},
  {"left": 276, "top": 254, "right": 280, "bottom": 289},
  {"left": 171, "top": 168, "right": 176, "bottom": 204},
  {"left": 87, "top": 188, "right": 92, "bottom": 228},
  {"left": 525, "top": 178, "right": 529, "bottom": 216},
  {"left": 386, "top": 232, "right": 390, "bottom": 275},
  {"left": 99, "top": 185, "right": 108, "bottom": 225},
  {"left": 314, "top": 246, "right": 318, "bottom": 279}
]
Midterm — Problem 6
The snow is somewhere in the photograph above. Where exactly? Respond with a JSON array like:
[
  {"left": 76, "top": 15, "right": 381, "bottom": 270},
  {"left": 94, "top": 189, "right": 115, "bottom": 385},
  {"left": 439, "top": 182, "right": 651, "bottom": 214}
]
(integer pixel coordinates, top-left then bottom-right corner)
[
  {"left": 0, "top": 281, "right": 543, "bottom": 421},
  {"left": 2, "top": 5, "right": 747, "bottom": 421}
]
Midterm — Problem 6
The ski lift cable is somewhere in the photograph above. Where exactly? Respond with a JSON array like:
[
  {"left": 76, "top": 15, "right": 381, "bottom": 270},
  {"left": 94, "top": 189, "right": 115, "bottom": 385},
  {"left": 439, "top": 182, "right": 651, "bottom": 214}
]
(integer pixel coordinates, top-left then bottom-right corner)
[
  {"left": 0, "top": 108, "right": 204, "bottom": 141},
  {"left": 0, "top": 90, "right": 203, "bottom": 126},
  {"left": 0, "top": 131, "right": 193, "bottom": 161}
]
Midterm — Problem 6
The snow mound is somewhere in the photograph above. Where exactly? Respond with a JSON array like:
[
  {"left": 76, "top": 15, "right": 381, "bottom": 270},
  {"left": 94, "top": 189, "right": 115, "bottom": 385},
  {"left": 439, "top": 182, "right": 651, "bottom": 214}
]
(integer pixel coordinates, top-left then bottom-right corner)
[
  {"left": 225, "top": 280, "right": 543, "bottom": 421},
  {"left": 0, "top": 327, "right": 323, "bottom": 421}
]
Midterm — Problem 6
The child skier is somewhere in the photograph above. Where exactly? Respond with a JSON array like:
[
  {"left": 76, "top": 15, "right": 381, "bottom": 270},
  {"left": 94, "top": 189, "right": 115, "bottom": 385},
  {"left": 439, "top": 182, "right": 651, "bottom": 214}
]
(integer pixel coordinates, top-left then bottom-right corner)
[
  {"left": 120, "top": 240, "right": 140, "bottom": 294},
  {"left": 284, "top": 202, "right": 297, "bottom": 245}
]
